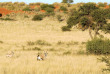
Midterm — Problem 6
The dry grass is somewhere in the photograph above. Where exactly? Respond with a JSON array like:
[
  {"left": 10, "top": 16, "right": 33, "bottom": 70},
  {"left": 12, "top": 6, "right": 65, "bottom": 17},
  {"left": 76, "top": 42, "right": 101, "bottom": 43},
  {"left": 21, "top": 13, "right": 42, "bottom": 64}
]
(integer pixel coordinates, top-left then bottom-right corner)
[
  {"left": 0, "top": 51, "right": 107, "bottom": 74},
  {"left": 0, "top": 17, "right": 110, "bottom": 74}
]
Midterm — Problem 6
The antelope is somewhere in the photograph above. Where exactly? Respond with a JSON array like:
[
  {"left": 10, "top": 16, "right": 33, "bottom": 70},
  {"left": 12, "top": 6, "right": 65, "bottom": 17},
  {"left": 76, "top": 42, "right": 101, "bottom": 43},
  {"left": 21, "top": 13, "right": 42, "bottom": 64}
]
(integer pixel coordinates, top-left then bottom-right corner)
[
  {"left": 37, "top": 51, "right": 48, "bottom": 61},
  {"left": 6, "top": 51, "right": 14, "bottom": 58}
]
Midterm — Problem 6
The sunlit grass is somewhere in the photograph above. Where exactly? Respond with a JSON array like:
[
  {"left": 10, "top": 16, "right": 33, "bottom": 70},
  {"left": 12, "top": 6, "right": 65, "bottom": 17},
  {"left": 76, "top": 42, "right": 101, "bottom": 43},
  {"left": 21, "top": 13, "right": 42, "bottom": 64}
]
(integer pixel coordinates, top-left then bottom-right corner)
[{"left": 0, "top": 17, "right": 110, "bottom": 74}]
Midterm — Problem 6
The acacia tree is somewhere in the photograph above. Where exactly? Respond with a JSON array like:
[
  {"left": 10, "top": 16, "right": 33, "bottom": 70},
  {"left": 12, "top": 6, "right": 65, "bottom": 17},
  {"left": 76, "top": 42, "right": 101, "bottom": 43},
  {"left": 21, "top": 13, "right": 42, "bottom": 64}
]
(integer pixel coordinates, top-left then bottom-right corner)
[
  {"left": 64, "top": 3, "right": 110, "bottom": 39},
  {"left": 62, "top": 0, "right": 73, "bottom": 3},
  {"left": 62, "top": 0, "right": 68, "bottom": 3}
]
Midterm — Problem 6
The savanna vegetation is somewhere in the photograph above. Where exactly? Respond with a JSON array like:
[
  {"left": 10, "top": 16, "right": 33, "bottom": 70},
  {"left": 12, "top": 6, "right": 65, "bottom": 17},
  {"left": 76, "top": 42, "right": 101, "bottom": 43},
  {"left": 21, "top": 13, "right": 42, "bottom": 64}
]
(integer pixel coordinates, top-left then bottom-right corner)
[{"left": 0, "top": 1, "right": 110, "bottom": 74}]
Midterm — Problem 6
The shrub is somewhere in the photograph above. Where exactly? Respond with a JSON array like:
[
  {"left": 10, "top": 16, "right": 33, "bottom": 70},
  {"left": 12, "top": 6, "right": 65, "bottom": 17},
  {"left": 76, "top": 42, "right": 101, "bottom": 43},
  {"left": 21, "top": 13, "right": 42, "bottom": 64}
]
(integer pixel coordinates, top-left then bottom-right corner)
[
  {"left": 27, "top": 41, "right": 35, "bottom": 46},
  {"left": 0, "top": 17, "right": 14, "bottom": 21},
  {"left": 27, "top": 47, "right": 41, "bottom": 51},
  {"left": 32, "top": 14, "right": 44, "bottom": 21},
  {"left": 34, "top": 7, "right": 40, "bottom": 12},
  {"left": 32, "top": 47, "right": 41, "bottom": 51},
  {"left": 102, "top": 23, "right": 110, "bottom": 33},
  {"left": 45, "top": 12, "right": 55, "bottom": 17},
  {"left": 86, "top": 38, "right": 110, "bottom": 54},
  {"left": 40, "top": 4, "right": 54, "bottom": 12},
  {"left": 45, "top": 7, "right": 54, "bottom": 13},
  {"left": 57, "top": 41, "right": 65, "bottom": 45},
  {"left": 35, "top": 40, "right": 51, "bottom": 46},
  {"left": 100, "top": 56, "right": 110, "bottom": 72},
  {"left": 60, "top": 6, "right": 67, "bottom": 11},
  {"left": 98, "top": 3, "right": 105, "bottom": 7},
  {"left": 22, "top": 7, "right": 31, "bottom": 11},
  {"left": 62, "top": 26, "right": 71, "bottom": 31},
  {"left": 57, "top": 15, "right": 62, "bottom": 22},
  {"left": 106, "top": 13, "right": 110, "bottom": 19}
]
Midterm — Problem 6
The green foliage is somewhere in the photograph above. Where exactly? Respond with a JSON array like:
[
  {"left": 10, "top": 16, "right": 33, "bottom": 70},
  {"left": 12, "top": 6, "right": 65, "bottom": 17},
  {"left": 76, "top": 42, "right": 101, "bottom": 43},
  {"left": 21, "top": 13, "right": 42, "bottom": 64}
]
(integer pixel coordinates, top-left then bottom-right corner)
[
  {"left": 67, "top": 16, "right": 79, "bottom": 28},
  {"left": 57, "top": 15, "right": 62, "bottom": 22},
  {"left": 62, "top": 0, "right": 73, "bottom": 3},
  {"left": 98, "top": 2, "right": 105, "bottom": 7},
  {"left": 80, "top": 16, "right": 90, "bottom": 27},
  {"left": 34, "top": 7, "right": 40, "bottom": 12},
  {"left": 32, "top": 14, "right": 44, "bottom": 21},
  {"left": 22, "top": 7, "right": 31, "bottom": 11},
  {"left": 0, "top": 17, "right": 14, "bottom": 21},
  {"left": 68, "top": 0, "right": 74, "bottom": 3},
  {"left": 62, "top": 0, "right": 68, "bottom": 3},
  {"left": 79, "top": 3, "right": 98, "bottom": 15},
  {"left": 86, "top": 38, "right": 110, "bottom": 54},
  {"left": 102, "top": 23, "right": 110, "bottom": 33},
  {"left": 62, "top": 26, "right": 71, "bottom": 31},
  {"left": 41, "top": 4, "right": 54, "bottom": 13},
  {"left": 45, "top": 7, "right": 54, "bottom": 13},
  {"left": 67, "top": 9, "right": 81, "bottom": 28},
  {"left": 60, "top": 6, "right": 67, "bottom": 11},
  {"left": 91, "top": 9, "right": 106, "bottom": 24},
  {"left": 100, "top": 56, "right": 110, "bottom": 72},
  {"left": 104, "top": 9, "right": 110, "bottom": 19}
]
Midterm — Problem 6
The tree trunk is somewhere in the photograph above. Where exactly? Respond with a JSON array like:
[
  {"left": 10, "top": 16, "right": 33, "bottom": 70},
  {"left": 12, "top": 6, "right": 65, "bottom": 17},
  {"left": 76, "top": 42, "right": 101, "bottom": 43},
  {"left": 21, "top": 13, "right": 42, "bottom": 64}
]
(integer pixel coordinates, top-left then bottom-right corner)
[
  {"left": 89, "top": 26, "right": 93, "bottom": 39},
  {"left": 94, "top": 24, "right": 100, "bottom": 38}
]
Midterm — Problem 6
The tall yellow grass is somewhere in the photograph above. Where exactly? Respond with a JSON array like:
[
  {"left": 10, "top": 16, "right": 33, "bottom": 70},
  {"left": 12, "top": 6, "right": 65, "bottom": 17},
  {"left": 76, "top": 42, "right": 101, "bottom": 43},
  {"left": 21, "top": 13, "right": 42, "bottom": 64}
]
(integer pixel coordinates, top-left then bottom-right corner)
[{"left": 0, "top": 18, "right": 109, "bottom": 74}]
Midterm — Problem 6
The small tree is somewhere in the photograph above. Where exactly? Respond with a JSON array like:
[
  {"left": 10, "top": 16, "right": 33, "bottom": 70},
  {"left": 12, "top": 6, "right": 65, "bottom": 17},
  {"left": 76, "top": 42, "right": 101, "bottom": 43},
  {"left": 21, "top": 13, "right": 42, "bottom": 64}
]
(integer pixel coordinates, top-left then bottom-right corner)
[
  {"left": 64, "top": 3, "right": 110, "bottom": 39},
  {"left": 62, "top": 0, "right": 68, "bottom": 3},
  {"left": 68, "top": 0, "right": 74, "bottom": 3},
  {"left": 62, "top": 0, "right": 73, "bottom": 3}
]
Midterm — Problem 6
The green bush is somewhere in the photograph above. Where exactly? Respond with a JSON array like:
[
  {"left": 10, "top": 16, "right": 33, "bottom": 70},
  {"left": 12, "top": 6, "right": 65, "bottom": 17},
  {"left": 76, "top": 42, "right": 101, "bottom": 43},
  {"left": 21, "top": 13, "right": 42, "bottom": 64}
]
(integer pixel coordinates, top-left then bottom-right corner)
[
  {"left": 34, "top": 7, "right": 40, "bottom": 12},
  {"left": 41, "top": 4, "right": 54, "bottom": 12},
  {"left": 0, "top": 17, "right": 14, "bottom": 21},
  {"left": 22, "top": 7, "right": 31, "bottom": 11},
  {"left": 98, "top": 3, "right": 105, "bottom": 7},
  {"left": 60, "top": 6, "right": 67, "bottom": 11},
  {"left": 57, "top": 15, "right": 62, "bottom": 22},
  {"left": 45, "top": 7, "right": 54, "bottom": 13},
  {"left": 100, "top": 56, "right": 110, "bottom": 72},
  {"left": 86, "top": 38, "right": 110, "bottom": 54},
  {"left": 62, "top": 26, "right": 71, "bottom": 31},
  {"left": 32, "top": 14, "right": 44, "bottom": 21}
]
